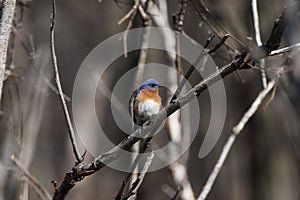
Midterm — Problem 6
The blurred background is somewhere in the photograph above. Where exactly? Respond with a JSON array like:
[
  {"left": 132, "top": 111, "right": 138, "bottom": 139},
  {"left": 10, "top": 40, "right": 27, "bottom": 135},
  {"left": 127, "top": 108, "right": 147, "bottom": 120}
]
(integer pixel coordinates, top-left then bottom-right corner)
[{"left": 0, "top": 0, "right": 300, "bottom": 199}]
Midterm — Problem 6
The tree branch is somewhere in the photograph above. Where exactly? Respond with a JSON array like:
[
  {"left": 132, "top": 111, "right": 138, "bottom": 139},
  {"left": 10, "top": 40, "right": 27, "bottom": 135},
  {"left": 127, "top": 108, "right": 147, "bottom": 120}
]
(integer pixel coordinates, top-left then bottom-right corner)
[
  {"left": 122, "top": 151, "right": 155, "bottom": 200},
  {"left": 11, "top": 155, "right": 52, "bottom": 200},
  {"left": 0, "top": 0, "right": 16, "bottom": 103},
  {"left": 269, "top": 42, "right": 300, "bottom": 56},
  {"left": 50, "top": 0, "right": 83, "bottom": 164},
  {"left": 197, "top": 80, "right": 276, "bottom": 200},
  {"left": 251, "top": 0, "right": 267, "bottom": 88}
]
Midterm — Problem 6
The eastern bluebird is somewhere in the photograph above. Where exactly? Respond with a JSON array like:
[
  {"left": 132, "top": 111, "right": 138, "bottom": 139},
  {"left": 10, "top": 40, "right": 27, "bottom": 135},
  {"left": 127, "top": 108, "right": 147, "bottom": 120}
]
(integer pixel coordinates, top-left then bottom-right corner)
[{"left": 129, "top": 79, "right": 162, "bottom": 127}]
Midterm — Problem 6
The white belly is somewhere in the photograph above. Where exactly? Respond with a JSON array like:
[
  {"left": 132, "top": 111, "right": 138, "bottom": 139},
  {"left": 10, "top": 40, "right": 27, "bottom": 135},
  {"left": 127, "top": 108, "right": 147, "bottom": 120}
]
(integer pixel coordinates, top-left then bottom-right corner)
[{"left": 138, "top": 100, "right": 160, "bottom": 119}]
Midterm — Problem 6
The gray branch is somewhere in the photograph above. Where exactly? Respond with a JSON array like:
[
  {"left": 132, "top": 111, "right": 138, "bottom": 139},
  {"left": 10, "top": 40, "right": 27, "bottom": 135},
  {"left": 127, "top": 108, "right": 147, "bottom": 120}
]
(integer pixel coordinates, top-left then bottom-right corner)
[
  {"left": 197, "top": 80, "right": 275, "bottom": 200},
  {"left": 0, "top": 0, "right": 16, "bottom": 103},
  {"left": 50, "top": 0, "right": 83, "bottom": 164}
]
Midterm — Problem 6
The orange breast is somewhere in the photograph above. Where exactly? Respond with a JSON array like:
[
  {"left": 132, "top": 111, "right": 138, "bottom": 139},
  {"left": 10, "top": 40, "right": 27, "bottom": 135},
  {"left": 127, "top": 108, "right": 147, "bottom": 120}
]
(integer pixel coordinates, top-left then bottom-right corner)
[
  {"left": 137, "top": 88, "right": 161, "bottom": 103},
  {"left": 133, "top": 88, "right": 161, "bottom": 125}
]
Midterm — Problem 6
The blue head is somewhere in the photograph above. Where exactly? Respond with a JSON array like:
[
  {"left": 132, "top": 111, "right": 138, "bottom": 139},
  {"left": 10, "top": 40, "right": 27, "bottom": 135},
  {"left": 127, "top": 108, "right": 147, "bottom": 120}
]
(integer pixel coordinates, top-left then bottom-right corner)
[{"left": 139, "top": 79, "right": 160, "bottom": 91}]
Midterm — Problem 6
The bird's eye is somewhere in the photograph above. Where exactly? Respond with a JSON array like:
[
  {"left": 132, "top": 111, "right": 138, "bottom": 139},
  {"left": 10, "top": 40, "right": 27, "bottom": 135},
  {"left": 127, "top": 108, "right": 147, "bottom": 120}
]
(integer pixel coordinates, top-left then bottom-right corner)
[{"left": 151, "top": 84, "right": 156, "bottom": 88}]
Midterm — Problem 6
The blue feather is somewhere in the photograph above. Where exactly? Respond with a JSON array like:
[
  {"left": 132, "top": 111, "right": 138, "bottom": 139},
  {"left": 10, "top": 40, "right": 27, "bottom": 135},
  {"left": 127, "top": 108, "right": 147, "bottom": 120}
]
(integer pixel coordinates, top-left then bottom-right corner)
[{"left": 136, "top": 79, "right": 159, "bottom": 96}]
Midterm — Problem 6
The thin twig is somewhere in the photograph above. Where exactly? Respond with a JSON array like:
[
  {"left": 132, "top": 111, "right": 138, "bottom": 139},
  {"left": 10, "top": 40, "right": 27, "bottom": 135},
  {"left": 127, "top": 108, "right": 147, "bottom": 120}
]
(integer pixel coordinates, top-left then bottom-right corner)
[
  {"left": 134, "top": 1, "right": 152, "bottom": 86},
  {"left": 123, "top": 151, "right": 155, "bottom": 200},
  {"left": 207, "top": 34, "right": 229, "bottom": 54},
  {"left": 115, "top": 135, "right": 152, "bottom": 200},
  {"left": 173, "top": 0, "right": 189, "bottom": 32},
  {"left": 197, "top": 80, "right": 276, "bottom": 200},
  {"left": 117, "top": 1, "right": 139, "bottom": 25},
  {"left": 252, "top": 0, "right": 267, "bottom": 88},
  {"left": 0, "top": 0, "right": 17, "bottom": 102},
  {"left": 170, "top": 187, "right": 182, "bottom": 200},
  {"left": 269, "top": 42, "right": 300, "bottom": 56},
  {"left": 118, "top": 0, "right": 151, "bottom": 58},
  {"left": 11, "top": 27, "right": 35, "bottom": 58},
  {"left": 161, "top": 184, "right": 176, "bottom": 198},
  {"left": 44, "top": 77, "right": 71, "bottom": 101},
  {"left": 263, "top": 80, "right": 278, "bottom": 110},
  {"left": 118, "top": 0, "right": 139, "bottom": 57},
  {"left": 11, "top": 27, "right": 71, "bottom": 101},
  {"left": 50, "top": 0, "right": 82, "bottom": 164},
  {"left": 170, "top": 34, "right": 229, "bottom": 102},
  {"left": 192, "top": 0, "right": 245, "bottom": 52},
  {"left": 173, "top": 0, "right": 188, "bottom": 75},
  {"left": 11, "top": 155, "right": 52, "bottom": 200}
]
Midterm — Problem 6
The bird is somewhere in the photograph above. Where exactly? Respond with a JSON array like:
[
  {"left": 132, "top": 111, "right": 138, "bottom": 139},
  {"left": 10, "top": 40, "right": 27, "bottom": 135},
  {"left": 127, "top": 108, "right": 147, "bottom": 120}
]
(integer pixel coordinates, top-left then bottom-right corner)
[
  {"left": 126, "top": 79, "right": 162, "bottom": 197},
  {"left": 129, "top": 79, "right": 162, "bottom": 127}
]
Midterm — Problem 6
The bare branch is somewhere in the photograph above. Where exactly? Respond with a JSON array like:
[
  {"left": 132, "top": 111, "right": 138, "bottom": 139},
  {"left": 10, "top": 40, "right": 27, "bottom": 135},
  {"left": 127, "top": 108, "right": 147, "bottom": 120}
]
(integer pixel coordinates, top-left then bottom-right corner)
[
  {"left": 170, "top": 187, "right": 182, "bottom": 200},
  {"left": 252, "top": 0, "right": 267, "bottom": 88},
  {"left": 263, "top": 80, "right": 278, "bottom": 110},
  {"left": 269, "top": 42, "right": 300, "bottom": 56},
  {"left": 118, "top": 0, "right": 151, "bottom": 58},
  {"left": 197, "top": 80, "right": 276, "bottom": 200},
  {"left": 50, "top": 0, "right": 83, "bottom": 164},
  {"left": 118, "top": 0, "right": 139, "bottom": 57},
  {"left": 173, "top": 0, "right": 189, "bottom": 32},
  {"left": 192, "top": 0, "right": 246, "bottom": 52},
  {"left": 170, "top": 34, "right": 229, "bottom": 103},
  {"left": 134, "top": 1, "right": 152, "bottom": 86},
  {"left": 122, "top": 151, "right": 155, "bottom": 200},
  {"left": 11, "top": 155, "right": 52, "bottom": 200},
  {"left": 115, "top": 136, "right": 153, "bottom": 200},
  {"left": 0, "top": 0, "right": 16, "bottom": 103},
  {"left": 117, "top": 0, "right": 139, "bottom": 25},
  {"left": 248, "top": 2, "right": 300, "bottom": 61}
]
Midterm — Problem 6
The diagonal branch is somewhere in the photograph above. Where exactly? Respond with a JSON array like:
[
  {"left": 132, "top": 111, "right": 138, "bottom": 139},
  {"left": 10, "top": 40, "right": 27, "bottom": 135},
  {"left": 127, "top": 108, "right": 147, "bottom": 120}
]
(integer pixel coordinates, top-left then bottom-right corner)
[
  {"left": 269, "top": 42, "right": 300, "bottom": 56},
  {"left": 192, "top": 0, "right": 246, "bottom": 52},
  {"left": 12, "top": 155, "right": 52, "bottom": 200},
  {"left": 197, "top": 80, "right": 276, "bottom": 200},
  {"left": 122, "top": 151, "right": 155, "bottom": 200},
  {"left": 50, "top": 0, "right": 83, "bottom": 164},
  {"left": 170, "top": 34, "right": 229, "bottom": 103},
  {"left": 53, "top": 51, "right": 248, "bottom": 200}
]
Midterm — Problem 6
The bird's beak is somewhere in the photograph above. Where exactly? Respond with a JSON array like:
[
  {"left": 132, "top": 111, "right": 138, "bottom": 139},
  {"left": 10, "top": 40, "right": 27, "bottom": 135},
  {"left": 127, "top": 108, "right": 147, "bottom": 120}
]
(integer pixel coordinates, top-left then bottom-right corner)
[{"left": 158, "top": 84, "right": 163, "bottom": 88}]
